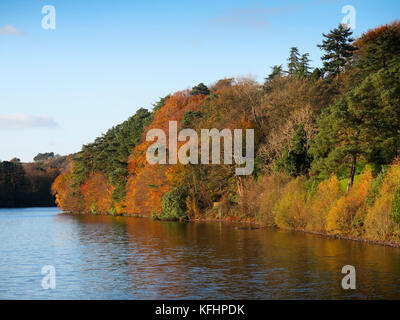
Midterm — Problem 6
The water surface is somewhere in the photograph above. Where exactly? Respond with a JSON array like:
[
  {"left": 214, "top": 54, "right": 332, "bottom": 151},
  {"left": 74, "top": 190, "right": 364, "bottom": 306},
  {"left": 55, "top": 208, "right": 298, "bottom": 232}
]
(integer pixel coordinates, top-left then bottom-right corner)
[{"left": 0, "top": 207, "right": 399, "bottom": 299}]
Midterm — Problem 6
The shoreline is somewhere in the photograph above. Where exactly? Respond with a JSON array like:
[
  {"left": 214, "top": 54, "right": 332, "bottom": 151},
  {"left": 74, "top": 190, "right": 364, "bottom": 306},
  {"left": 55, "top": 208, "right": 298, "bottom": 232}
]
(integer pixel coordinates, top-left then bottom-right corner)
[
  {"left": 60, "top": 210, "right": 400, "bottom": 249},
  {"left": 193, "top": 216, "right": 400, "bottom": 248}
]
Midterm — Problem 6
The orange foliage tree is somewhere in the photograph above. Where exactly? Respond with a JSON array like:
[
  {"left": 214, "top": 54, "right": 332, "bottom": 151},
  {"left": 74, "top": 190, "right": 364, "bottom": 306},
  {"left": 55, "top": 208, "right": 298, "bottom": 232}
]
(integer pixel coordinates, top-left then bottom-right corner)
[
  {"left": 80, "top": 172, "right": 114, "bottom": 214},
  {"left": 51, "top": 166, "right": 83, "bottom": 213},
  {"left": 125, "top": 92, "right": 206, "bottom": 217}
]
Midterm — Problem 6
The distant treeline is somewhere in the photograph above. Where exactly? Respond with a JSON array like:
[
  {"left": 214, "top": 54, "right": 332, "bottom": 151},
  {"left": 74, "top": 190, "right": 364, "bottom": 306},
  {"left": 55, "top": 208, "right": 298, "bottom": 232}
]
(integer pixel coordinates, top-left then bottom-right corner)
[{"left": 0, "top": 155, "right": 69, "bottom": 208}]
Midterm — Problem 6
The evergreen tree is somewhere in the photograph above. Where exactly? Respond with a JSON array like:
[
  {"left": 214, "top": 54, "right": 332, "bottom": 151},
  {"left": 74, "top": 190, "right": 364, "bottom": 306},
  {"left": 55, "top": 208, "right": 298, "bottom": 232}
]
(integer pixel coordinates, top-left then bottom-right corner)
[
  {"left": 160, "top": 186, "right": 188, "bottom": 221},
  {"left": 310, "top": 97, "right": 362, "bottom": 192},
  {"left": 355, "top": 21, "right": 400, "bottom": 75},
  {"left": 310, "top": 67, "right": 322, "bottom": 81},
  {"left": 191, "top": 83, "right": 210, "bottom": 96},
  {"left": 276, "top": 124, "right": 312, "bottom": 176},
  {"left": 317, "top": 24, "right": 357, "bottom": 77},
  {"left": 265, "top": 65, "right": 284, "bottom": 82},
  {"left": 152, "top": 95, "right": 170, "bottom": 112},
  {"left": 182, "top": 110, "right": 203, "bottom": 127},
  {"left": 34, "top": 152, "right": 55, "bottom": 161},
  {"left": 287, "top": 47, "right": 300, "bottom": 75},
  {"left": 73, "top": 107, "right": 153, "bottom": 205},
  {"left": 310, "top": 60, "right": 400, "bottom": 191},
  {"left": 295, "top": 53, "right": 312, "bottom": 78}
]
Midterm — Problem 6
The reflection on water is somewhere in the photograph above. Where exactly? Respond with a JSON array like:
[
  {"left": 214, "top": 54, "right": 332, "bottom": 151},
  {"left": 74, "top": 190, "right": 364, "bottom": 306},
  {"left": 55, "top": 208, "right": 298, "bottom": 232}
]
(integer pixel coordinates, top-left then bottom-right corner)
[{"left": 0, "top": 207, "right": 399, "bottom": 299}]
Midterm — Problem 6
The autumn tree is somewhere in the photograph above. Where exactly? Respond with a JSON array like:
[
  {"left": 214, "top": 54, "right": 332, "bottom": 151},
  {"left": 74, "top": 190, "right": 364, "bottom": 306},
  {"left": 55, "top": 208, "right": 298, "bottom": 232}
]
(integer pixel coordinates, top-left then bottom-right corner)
[
  {"left": 72, "top": 107, "right": 152, "bottom": 213},
  {"left": 51, "top": 167, "right": 84, "bottom": 212},
  {"left": 210, "top": 78, "right": 233, "bottom": 92},
  {"left": 49, "top": 20, "right": 400, "bottom": 235},
  {"left": 81, "top": 172, "right": 114, "bottom": 214},
  {"left": 152, "top": 95, "right": 171, "bottom": 112},
  {"left": 126, "top": 92, "right": 207, "bottom": 217}
]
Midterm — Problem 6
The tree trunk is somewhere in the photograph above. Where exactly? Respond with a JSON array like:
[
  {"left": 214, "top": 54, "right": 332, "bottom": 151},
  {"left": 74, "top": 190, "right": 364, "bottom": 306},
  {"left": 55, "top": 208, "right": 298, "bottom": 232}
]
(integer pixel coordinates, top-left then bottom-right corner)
[{"left": 346, "top": 154, "right": 357, "bottom": 193}]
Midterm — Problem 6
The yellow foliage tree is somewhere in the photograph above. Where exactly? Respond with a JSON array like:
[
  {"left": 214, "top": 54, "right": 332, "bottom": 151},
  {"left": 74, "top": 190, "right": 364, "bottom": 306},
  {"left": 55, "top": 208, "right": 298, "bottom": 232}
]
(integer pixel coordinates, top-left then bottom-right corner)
[
  {"left": 307, "top": 176, "right": 343, "bottom": 232},
  {"left": 273, "top": 177, "right": 308, "bottom": 229},
  {"left": 365, "top": 164, "right": 400, "bottom": 240},
  {"left": 326, "top": 169, "right": 372, "bottom": 235},
  {"left": 255, "top": 173, "right": 292, "bottom": 226}
]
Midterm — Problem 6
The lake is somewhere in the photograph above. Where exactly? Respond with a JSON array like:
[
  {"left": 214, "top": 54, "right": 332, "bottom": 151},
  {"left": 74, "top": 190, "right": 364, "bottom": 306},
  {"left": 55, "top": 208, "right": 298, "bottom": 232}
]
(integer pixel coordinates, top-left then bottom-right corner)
[{"left": 0, "top": 207, "right": 399, "bottom": 299}]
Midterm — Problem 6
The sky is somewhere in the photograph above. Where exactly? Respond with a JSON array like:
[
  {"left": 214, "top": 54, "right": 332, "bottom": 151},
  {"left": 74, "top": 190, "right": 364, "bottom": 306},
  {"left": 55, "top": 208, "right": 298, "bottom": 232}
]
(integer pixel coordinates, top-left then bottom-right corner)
[{"left": 0, "top": 0, "right": 399, "bottom": 162}]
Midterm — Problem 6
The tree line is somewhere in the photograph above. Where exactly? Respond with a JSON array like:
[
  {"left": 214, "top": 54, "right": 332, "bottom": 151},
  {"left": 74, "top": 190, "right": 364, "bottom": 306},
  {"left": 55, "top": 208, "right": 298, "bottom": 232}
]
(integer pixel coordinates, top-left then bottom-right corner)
[
  {"left": 52, "top": 21, "right": 400, "bottom": 243},
  {"left": 0, "top": 155, "right": 69, "bottom": 207}
]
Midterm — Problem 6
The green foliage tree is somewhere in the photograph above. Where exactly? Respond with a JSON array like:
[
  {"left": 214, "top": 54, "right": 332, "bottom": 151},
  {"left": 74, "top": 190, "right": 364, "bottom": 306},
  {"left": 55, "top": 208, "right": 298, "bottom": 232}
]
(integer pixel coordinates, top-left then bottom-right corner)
[
  {"left": 73, "top": 108, "right": 153, "bottom": 205},
  {"left": 34, "top": 152, "right": 55, "bottom": 162},
  {"left": 182, "top": 110, "right": 203, "bottom": 127},
  {"left": 265, "top": 65, "right": 284, "bottom": 82},
  {"left": 160, "top": 186, "right": 188, "bottom": 221},
  {"left": 310, "top": 67, "right": 322, "bottom": 81},
  {"left": 317, "top": 24, "right": 357, "bottom": 77},
  {"left": 310, "top": 97, "right": 362, "bottom": 192},
  {"left": 152, "top": 95, "right": 170, "bottom": 112},
  {"left": 355, "top": 22, "right": 400, "bottom": 75},
  {"left": 310, "top": 60, "right": 400, "bottom": 191},
  {"left": 295, "top": 53, "right": 312, "bottom": 78},
  {"left": 276, "top": 124, "right": 312, "bottom": 176},
  {"left": 287, "top": 47, "right": 300, "bottom": 75},
  {"left": 191, "top": 83, "right": 210, "bottom": 96}
]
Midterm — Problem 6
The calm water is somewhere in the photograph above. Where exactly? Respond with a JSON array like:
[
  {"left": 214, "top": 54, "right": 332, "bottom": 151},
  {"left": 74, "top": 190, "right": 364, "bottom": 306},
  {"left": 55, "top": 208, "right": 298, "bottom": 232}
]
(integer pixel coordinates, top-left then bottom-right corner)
[{"left": 0, "top": 207, "right": 400, "bottom": 299}]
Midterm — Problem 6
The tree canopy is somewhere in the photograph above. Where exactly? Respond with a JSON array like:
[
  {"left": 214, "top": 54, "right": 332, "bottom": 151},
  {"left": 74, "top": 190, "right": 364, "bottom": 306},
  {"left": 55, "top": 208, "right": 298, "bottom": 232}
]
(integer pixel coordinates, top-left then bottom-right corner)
[
  {"left": 317, "top": 23, "right": 357, "bottom": 76},
  {"left": 50, "top": 21, "right": 400, "bottom": 243}
]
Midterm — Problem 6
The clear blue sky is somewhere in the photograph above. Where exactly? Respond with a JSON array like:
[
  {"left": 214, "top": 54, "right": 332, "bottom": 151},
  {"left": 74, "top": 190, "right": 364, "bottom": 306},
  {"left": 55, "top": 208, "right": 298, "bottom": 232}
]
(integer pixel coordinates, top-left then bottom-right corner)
[{"left": 0, "top": 0, "right": 399, "bottom": 162}]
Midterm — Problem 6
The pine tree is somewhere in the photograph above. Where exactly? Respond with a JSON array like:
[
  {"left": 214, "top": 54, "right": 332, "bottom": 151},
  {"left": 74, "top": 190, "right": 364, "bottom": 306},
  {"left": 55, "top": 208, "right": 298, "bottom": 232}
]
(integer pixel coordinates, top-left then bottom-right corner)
[
  {"left": 191, "top": 83, "right": 210, "bottom": 96},
  {"left": 355, "top": 21, "right": 400, "bottom": 75},
  {"left": 276, "top": 124, "right": 312, "bottom": 177},
  {"left": 287, "top": 47, "right": 300, "bottom": 75},
  {"left": 317, "top": 24, "right": 357, "bottom": 77},
  {"left": 310, "top": 97, "right": 362, "bottom": 192},
  {"left": 265, "top": 65, "right": 284, "bottom": 82},
  {"left": 152, "top": 95, "right": 170, "bottom": 112},
  {"left": 310, "top": 67, "right": 322, "bottom": 81},
  {"left": 310, "top": 60, "right": 400, "bottom": 191},
  {"left": 295, "top": 53, "right": 312, "bottom": 78}
]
